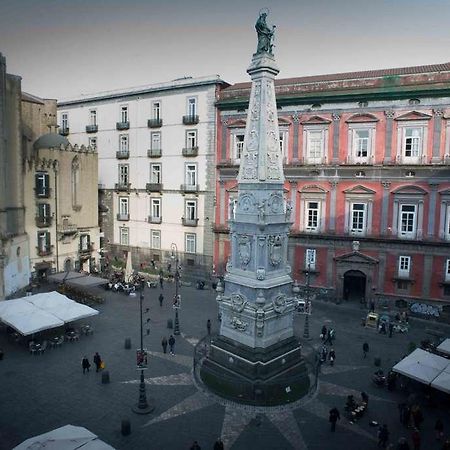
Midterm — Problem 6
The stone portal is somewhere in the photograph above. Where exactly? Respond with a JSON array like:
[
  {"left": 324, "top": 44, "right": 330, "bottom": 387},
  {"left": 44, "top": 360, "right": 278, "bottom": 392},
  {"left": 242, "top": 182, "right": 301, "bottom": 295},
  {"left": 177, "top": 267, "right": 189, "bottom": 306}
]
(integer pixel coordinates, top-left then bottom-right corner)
[{"left": 199, "top": 13, "right": 309, "bottom": 405}]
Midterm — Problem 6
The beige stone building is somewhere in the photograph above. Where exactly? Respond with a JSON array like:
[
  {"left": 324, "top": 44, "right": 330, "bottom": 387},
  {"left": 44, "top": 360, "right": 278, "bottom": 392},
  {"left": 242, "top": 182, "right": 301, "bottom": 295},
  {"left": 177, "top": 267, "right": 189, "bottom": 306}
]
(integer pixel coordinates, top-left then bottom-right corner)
[
  {"left": 22, "top": 95, "right": 100, "bottom": 279},
  {"left": 0, "top": 54, "right": 30, "bottom": 299}
]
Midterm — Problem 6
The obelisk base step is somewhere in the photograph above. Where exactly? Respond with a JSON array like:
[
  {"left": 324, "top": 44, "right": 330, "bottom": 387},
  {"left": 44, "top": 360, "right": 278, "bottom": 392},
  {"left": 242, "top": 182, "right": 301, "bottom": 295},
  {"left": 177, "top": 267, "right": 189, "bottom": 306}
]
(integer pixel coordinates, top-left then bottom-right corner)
[{"left": 199, "top": 336, "right": 310, "bottom": 406}]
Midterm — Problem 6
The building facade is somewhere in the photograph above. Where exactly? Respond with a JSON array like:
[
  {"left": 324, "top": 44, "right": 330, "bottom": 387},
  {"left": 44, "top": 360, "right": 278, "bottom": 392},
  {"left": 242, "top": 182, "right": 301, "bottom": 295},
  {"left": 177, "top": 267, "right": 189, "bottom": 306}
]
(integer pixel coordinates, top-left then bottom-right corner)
[
  {"left": 0, "top": 54, "right": 30, "bottom": 299},
  {"left": 22, "top": 93, "right": 99, "bottom": 278},
  {"left": 214, "top": 63, "right": 450, "bottom": 318},
  {"left": 57, "top": 76, "right": 228, "bottom": 274}
]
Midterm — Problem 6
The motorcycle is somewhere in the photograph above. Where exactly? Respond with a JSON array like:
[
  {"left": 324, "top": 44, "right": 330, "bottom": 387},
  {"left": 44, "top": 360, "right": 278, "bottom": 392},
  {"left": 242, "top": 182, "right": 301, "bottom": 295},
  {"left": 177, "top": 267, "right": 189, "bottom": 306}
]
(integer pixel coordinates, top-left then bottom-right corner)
[
  {"left": 147, "top": 280, "right": 158, "bottom": 288},
  {"left": 196, "top": 280, "right": 206, "bottom": 290},
  {"left": 372, "top": 370, "right": 386, "bottom": 387}
]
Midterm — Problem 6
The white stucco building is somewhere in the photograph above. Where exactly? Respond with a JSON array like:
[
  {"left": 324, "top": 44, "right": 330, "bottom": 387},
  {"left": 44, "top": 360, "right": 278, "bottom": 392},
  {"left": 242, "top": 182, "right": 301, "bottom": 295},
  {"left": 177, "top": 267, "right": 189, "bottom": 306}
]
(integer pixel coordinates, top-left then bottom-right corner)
[{"left": 57, "top": 75, "right": 228, "bottom": 272}]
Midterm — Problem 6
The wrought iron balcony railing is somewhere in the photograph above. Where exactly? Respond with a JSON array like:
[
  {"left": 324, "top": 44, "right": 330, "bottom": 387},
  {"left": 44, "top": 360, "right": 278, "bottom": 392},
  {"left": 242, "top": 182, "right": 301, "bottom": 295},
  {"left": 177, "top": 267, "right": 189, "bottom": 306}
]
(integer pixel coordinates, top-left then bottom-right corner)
[
  {"left": 180, "top": 184, "right": 199, "bottom": 193},
  {"left": 146, "top": 183, "right": 163, "bottom": 192},
  {"left": 148, "top": 119, "right": 163, "bottom": 128},
  {"left": 182, "top": 115, "right": 199, "bottom": 125},
  {"left": 35, "top": 216, "right": 52, "bottom": 228},
  {"left": 116, "top": 121, "right": 130, "bottom": 130},
  {"left": 182, "top": 147, "right": 198, "bottom": 157},
  {"left": 182, "top": 217, "right": 199, "bottom": 227},
  {"left": 116, "top": 150, "right": 130, "bottom": 159},
  {"left": 116, "top": 213, "right": 130, "bottom": 221},
  {"left": 85, "top": 125, "right": 98, "bottom": 133},
  {"left": 147, "top": 148, "right": 162, "bottom": 158},
  {"left": 148, "top": 216, "right": 162, "bottom": 224}
]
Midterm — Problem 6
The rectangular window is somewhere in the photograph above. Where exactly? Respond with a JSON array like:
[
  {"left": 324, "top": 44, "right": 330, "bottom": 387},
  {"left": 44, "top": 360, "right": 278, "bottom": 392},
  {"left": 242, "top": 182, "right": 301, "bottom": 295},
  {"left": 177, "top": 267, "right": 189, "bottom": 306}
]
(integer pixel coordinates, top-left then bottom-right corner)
[
  {"left": 120, "top": 106, "right": 128, "bottom": 123},
  {"left": 186, "top": 200, "right": 197, "bottom": 220},
  {"left": 150, "top": 163, "right": 161, "bottom": 183},
  {"left": 351, "top": 203, "right": 366, "bottom": 234},
  {"left": 88, "top": 137, "right": 97, "bottom": 150},
  {"left": 119, "top": 227, "right": 129, "bottom": 245},
  {"left": 185, "top": 164, "right": 197, "bottom": 186},
  {"left": 279, "top": 130, "right": 288, "bottom": 159},
  {"left": 445, "top": 205, "right": 450, "bottom": 240},
  {"left": 119, "top": 134, "right": 129, "bottom": 153},
  {"left": 119, "top": 197, "right": 129, "bottom": 215},
  {"left": 118, "top": 164, "right": 129, "bottom": 185},
  {"left": 37, "top": 231, "right": 50, "bottom": 252},
  {"left": 151, "top": 198, "right": 161, "bottom": 218},
  {"left": 446, "top": 259, "right": 450, "bottom": 282},
  {"left": 185, "top": 233, "right": 196, "bottom": 253},
  {"left": 151, "top": 132, "right": 161, "bottom": 150},
  {"left": 399, "top": 204, "right": 417, "bottom": 238},
  {"left": 306, "top": 201, "right": 320, "bottom": 231},
  {"left": 404, "top": 128, "right": 422, "bottom": 158},
  {"left": 187, "top": 97, "right": 197, "bottom": 116},
  {"left": 151, "top": 230, "right": 161, "bottom": 249},
  {"left": 152, "top": 101, "right": 161, "bottom": 120},
  {"left": 307, "top": 130, "right": 324, "bottom": 161},
  {"left": 305, "top": 249, "right": 316, "bottom": 270},
  {"left": 234, "top": 134, "right": 245, "bottom": 162},
  {"left": 354, "top": 129, "right": 369, "bottom": 158},
  {"left": 61, "top": 113, "right": 69, "bottom": 130},
  {"left": 38, "top": 203, "right": 51, "bottom": 219},
  {"left": 398, "top": 256, "right": 411, "bottom": 278},
  {"left": 397, "top": 280, "right": 409, "bottom": 291},
  {"left": 186, "top": 130, "right": 197, "bottom": 148},
  {"left": 89, "top": 110, "right": 97, "bottom": 126},
  {"left": 80, "top": 234, "right": 90, "bottom": 251},
  {"left": 35, "top": 172, "right": 50, "bottom": 197}
]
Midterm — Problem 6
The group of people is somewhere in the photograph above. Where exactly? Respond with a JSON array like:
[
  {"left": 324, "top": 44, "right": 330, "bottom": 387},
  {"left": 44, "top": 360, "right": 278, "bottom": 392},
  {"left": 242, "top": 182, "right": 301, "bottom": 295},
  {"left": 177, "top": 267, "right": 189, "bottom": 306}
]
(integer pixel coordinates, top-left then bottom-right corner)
[
  {"left": 319, "top": 324, "right": 336, "bottom": 365},
  {"left": 189, "top": 437, "right": 224, "bottom": 450},
  {"left": 81, "top": 352, "right": 103, "bottom": 373},
  {"left": 161, "top": 335, "right": 176, "bottom": 355}
]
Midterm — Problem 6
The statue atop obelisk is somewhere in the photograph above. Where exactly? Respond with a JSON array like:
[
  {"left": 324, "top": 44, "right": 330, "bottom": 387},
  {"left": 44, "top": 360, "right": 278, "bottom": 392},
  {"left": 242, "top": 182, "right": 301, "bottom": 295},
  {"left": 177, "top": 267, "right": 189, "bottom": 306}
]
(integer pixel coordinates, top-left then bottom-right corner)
[{"left": 200, "top": 11, "right": 309, "bottom": 405}]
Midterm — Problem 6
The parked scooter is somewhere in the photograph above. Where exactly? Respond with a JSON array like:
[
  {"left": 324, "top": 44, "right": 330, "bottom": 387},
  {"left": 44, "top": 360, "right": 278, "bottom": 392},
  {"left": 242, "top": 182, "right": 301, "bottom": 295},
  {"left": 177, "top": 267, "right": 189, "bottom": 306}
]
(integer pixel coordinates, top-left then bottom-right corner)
[
  {"left": 147, "top": 280, "right": 158, "bottom": 288},
  {"left": 372, "top": 369, "right": 386, "bottom": 387}
]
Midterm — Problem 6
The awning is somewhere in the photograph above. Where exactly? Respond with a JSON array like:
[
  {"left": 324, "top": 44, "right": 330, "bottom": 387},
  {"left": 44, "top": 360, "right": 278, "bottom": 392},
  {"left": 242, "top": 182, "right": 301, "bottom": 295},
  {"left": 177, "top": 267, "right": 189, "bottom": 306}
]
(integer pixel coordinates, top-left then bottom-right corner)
[
  {"left": 437, "top": 338, "right": 450, "bottom": 356},
  {"left": 13, "top": 424, "right": 115, "bottom": 449},
  {"left": 0, "top": 292, "right": 98, "bottom": 336},
  {"left": 48, "top": 271, "right": 109, "bottom": 287}
]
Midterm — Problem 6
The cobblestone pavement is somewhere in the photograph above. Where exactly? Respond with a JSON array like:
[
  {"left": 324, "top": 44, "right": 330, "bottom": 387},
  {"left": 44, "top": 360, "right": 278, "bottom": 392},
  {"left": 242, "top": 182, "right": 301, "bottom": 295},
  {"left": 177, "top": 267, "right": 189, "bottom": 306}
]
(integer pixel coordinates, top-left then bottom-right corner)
[{"left": 0, "top": 281, "right": 449, "bottom": 450}]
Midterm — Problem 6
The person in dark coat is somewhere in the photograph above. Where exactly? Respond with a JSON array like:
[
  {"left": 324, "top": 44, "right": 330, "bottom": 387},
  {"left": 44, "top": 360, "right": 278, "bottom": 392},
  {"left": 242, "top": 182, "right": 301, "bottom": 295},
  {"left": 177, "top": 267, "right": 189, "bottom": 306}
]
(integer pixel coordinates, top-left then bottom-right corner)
[
  {"left": 329, "top": 407, "right": 340, "bottom": 432},
  {"left": 207, "top": 319, "right": 211, "bottom": 335},
  {"left": 93, "top": 352, "right": 102, "bottom": 372},
  {"left": 363, "top": 342, "right": 369, "bottom": 358},
  {"left": 168, "top": 334, "right": 175, "bottom": 355},
  {"left": 411, "top": 428, "right": 421, "bottom": 450},
  {"left": 321, "top": 325, "right": 327, "bottom": 340},
  {"left": 378, "top": 424, "right": 389, "bottom": 448},
  {"left": 397, "top": 437, "right": 410, "bottom": 450},
  {"left": 435, "top": 418, "right": 444, "bottom": 441},
  {"left": 190, "top": 441, "right": 201, "bottom": 450},
  {"left": 329, "top": 348, "right": 336, "bottom": 366},
  {"left": 213, "top": 437, "right": 224, "bottom": 450},
  {"left": 389, "top": 322, "right": 394, "bottom": 338},
  {"left": 159, "top": 272, "right": 164, "bottom": 289},
  {"left": 82, "top": 356, "right": 91, "bottom": 374},
  {"left": 161, "top": 336, "right": 168, "bottom": 354},
  {"left": 159, "top": 293, "right": 164, "bottom": 307}
]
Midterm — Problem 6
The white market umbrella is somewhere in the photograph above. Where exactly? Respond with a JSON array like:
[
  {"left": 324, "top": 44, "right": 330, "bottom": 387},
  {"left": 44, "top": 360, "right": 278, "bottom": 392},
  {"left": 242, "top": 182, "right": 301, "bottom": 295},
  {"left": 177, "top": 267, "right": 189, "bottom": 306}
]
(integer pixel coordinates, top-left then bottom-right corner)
[
  {"left": 13, "top": 424, "right": 115, "bottom": 450},
  {"left": 124, "top": 250, "right": 133, "bottom": 282},
  {"left": 431, "top": 369, "right": 450, "bottom": 394},
  {"left": 437, "top": 338, "right": 450, "bottom": 356}
]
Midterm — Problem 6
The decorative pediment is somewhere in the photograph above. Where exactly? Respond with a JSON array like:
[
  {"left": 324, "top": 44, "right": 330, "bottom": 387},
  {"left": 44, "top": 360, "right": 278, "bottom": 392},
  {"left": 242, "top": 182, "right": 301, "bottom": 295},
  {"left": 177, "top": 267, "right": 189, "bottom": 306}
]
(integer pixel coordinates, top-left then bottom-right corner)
[
  {"left": 394, "top": 110, "right": 432, "bottom": 121},
  {"left": 299, "top": 184, "right": 328, "bottom": 194},
  {"left": 439, "top": 188, "right": 450, "bottom": 196},
  {"left": 228, "top": 119, "right": 246, "bottom": 128},
  {"left": 392, "top": 185, "right": 427, "bottom": 195},
  {"left": 343, "top": 185, "right": 376, "bottom": 195},
  {"left": 346, "top": 113, "right": 379, "bottom": 123},
  {"left": 335, "top": 251, "right": 378, "bottom": 265},
  {"left": 300, "top": 115, "right": 331, "bottom": 125},
  {"left": 278, "top": 117, "right": 291, "bottom": 126}
]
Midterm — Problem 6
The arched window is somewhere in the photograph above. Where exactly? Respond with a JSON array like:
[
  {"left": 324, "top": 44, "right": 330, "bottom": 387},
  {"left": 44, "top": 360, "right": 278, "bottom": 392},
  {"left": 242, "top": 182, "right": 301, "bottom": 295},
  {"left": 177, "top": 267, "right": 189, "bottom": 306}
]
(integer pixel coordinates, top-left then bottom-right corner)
[{"left": 71, "top": 156, "right": 80, "bottom": 209}]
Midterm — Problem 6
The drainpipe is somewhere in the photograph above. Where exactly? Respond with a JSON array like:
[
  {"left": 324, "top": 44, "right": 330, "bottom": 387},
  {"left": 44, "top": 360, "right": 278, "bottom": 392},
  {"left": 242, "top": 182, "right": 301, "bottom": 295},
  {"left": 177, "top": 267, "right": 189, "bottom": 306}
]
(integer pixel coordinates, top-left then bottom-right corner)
[{"left": 53, "top": 162, "right": 59, "bottom": 272}]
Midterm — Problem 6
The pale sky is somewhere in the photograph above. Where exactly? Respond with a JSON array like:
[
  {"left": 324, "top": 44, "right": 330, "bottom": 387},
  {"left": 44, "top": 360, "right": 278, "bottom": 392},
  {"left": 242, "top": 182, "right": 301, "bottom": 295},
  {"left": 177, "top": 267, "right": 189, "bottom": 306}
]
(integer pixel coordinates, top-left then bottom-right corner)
[{"left": 1, "top": 0, "right": 450, "bottom": 99}]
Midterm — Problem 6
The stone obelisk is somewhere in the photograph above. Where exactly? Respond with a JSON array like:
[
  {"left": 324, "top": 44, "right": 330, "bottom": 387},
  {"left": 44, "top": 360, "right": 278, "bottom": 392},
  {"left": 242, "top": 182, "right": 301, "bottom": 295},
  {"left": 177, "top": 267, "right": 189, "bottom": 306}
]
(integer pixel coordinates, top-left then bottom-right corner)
[{"left": 200, "top": 12, "right": 309, "bottom": 405}]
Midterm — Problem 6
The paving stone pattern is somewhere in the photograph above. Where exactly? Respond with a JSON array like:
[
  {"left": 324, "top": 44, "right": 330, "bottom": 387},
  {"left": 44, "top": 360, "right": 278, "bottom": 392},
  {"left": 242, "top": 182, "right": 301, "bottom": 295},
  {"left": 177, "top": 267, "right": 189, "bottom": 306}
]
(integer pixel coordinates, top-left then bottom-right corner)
[{"left": 0, "top": 282, "right": 449, "bottom": 450}]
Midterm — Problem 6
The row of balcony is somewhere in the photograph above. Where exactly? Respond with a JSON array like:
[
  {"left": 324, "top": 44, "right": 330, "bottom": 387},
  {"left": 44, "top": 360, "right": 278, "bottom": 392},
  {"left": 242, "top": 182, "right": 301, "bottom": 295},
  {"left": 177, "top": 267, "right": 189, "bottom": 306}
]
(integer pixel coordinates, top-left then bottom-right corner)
[
  {"left": 36, "top": 244, "right": 93, "bottom": 257},
  {"left": 35, "top": 217, "right": 80, "bottom": 234},
  {"left": 116, "top": 147, "right": 198, "bottom": 159},
  {"left": 116, "top": 213, "right": 198, "bottom": 227},
  {"left": 114, "top": 183, "right": 199, "bottom": 193},
  {"left": 61, "top": 116, "right": 200, "bottom": 136}
]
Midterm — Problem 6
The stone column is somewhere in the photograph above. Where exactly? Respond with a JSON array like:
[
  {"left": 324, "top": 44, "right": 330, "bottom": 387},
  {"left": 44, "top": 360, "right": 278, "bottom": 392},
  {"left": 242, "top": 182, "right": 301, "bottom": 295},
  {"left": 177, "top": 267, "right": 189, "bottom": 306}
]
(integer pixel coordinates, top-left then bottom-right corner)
[
  {"left": 289, "top": 180, "right": 297, "bottom": 228},
  {"left": 422, "top": 254, "right": 433, "bottom": 298},
  {"left": 329, "top": 181, "right": 338, "bottom": 232},
  {"left": 377, "top": 251, "right": 386, "bottom": 293},
  {"left": 432, "top": 109, "right": 443, "bottom": 164},
  {"left": 327, "top": 247, "right": 335, "bottom": 286},
  {"left": 292, "top": 112, "right": 300, "bottom": 161},
  {"left": 427, "top": 183, "right": 439, "bottom": 238},
  {"left": 381, "top": 181, "right": 391, "bottom": 235},
  {"left": 332, "top": 113, "right": 340, "bottom": 164},
  {"left": 221, "top": 118, "right": 228, "bottom": 161},
  {"left": 383, "top": 110, "right": 395, "bottom": 164},
  {"left": 219, "top": 180, "right": 226, "bottom": 225},
  {"left": 417, "top": 200, "right": 424, "bottom": 239}
]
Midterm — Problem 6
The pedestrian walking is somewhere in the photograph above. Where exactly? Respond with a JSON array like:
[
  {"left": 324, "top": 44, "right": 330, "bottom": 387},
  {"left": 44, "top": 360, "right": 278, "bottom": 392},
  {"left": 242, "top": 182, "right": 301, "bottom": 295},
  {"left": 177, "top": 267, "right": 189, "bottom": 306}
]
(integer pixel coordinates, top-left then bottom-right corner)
[
  {"left": 159, "top": 293, "right": 164, "bottom": 307},
  {"left": 378, "top": 424, "right": 389, "bottom": 448},
  {"left": 213, "top": 437, "right": 224, "bottom": 450},
  {"left": 161, "top": 336, "right": 168, "bottom": 354},
  {"left": 370, "top": 300, "right": 375, "bottom": 312},
  {"left": 207, "top": 319, "right": 211, "bottom": 335},
  {"left": 93, "top": 352, "right": 102, "bottom": 372},
  {"left": 320, "top": 345, "right": 328, "bottom": 363},
  {"left": 329, "top": 407, "right": 340, "bottom": 432},
  {"left": 321, "top": 324, "right": 327, "bottom": 340},
  {"left": 435, "top": 418, "right": 444, "bottom": 441},
  {"left": 363, "top": 342, "right": 369, "bottom": 358},
  {"left": 159, "top": 270, "right": 164, "bottom": 289},
  {"left": 190, "top": 440, "right": 201, "bottom": 450},
  {"left": 168, "top": 334, "right": 175, "bottom": 355},
  {"left": 389, "top": 322, "right": 394, "bottom": 338},
  {"left": 411, "top": 428, "right": 421, "bottom": 450},
  {"left": 329, "top": 348, "right": 335, "bottom": 366},
  {"left": 324, "top": 328, "right": 335, "bottom": 344},
  {"left": 82, "top": 356, "right": 91, "bottom": 374},
  {"left": 387, "top": 371, "right": 397, "bottom": 391},
  {"left": 411, "top": 405, "right": 423, "bottom": 430},
  {"left": 361, "top": 391, "right": 369, "bottom": 406}
]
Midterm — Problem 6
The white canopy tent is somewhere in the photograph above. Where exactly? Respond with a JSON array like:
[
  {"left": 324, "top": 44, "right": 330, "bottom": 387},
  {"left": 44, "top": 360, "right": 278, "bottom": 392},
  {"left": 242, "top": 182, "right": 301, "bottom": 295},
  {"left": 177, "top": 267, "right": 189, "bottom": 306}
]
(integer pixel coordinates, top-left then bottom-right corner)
[
  {"left": 0, "top": 292, "right": 98, "bottom": 336},
  {"left": 437, "top": 338, "right": 450, "bottom": 356},
  {"left": 13, "top": 424, "right": 115, "bottom": 449},
  {"left": 393, "top": 348, "right": 450, "bottom": 394}
]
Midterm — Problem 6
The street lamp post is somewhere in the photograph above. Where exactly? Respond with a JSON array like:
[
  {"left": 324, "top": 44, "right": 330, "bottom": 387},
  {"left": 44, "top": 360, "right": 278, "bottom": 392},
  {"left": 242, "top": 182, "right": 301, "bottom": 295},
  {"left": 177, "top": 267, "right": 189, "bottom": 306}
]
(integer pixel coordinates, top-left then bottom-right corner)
[
  {"left": 303, "top": 254, "right": 313, "bottom": 340},
  {"left": 132, "top": 282, "right": 154, "bottom": 414},
  {"left": 171, "top": 243, "right": 181, "bottom": 336}
]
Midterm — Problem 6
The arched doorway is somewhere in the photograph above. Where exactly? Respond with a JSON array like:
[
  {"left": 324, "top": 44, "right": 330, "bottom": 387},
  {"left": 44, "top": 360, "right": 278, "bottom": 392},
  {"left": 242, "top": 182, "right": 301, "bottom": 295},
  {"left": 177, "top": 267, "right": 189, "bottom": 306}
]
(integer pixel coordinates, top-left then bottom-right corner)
[{"left": 343, "top": 270, "right": 366, "bottom": 302}]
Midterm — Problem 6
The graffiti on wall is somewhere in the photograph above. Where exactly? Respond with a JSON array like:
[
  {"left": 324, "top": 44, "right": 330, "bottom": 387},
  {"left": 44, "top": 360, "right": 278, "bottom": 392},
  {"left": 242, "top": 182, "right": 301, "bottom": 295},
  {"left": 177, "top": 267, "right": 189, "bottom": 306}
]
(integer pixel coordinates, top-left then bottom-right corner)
[{"left": 410, "top": 302, "right": 440, "bottom": 317}]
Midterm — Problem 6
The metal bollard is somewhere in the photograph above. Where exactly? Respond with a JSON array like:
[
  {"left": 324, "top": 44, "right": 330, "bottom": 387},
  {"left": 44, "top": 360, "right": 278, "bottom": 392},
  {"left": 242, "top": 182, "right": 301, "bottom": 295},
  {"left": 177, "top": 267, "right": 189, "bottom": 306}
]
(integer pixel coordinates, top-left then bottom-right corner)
[
  {"left": 124, "top": 338, "right": 131, "bottom": 349},
  {"left": 121, "top": 418, "right": 131, "bottom": 436}
]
